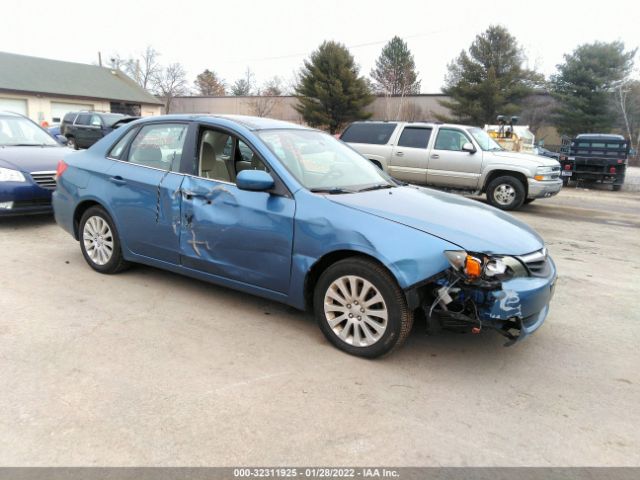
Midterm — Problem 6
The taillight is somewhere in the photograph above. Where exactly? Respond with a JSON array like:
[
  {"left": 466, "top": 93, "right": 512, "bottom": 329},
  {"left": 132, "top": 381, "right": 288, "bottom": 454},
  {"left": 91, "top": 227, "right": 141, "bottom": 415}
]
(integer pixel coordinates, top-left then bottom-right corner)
[
  {"left": 55, "top": 160, "right": 67, "bottom": 179},
  {"left": 617, "top": 159, "right": 624, "bottom": 164},
  {"left": 609, "top": 166, "right": 617, "bottom": 174},
  {"left": 564, "top": 164, "right": 571, "bottom": 170}
]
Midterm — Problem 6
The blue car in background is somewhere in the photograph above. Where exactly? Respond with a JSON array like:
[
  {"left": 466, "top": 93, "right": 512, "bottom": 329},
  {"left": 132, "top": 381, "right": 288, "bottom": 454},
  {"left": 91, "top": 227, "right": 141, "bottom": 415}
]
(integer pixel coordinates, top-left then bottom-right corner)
[
  {"left": 53, "top": 115, "right": 556, "bottom": 357},
  {"left": 0, "top": 111, "right": 68, "bottom": 216}
]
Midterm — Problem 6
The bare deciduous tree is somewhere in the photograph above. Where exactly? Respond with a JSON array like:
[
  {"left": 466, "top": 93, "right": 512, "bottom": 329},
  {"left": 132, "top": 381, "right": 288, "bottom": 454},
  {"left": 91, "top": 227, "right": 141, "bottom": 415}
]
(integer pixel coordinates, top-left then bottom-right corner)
[
  {"left": 154, "top": 63, "right": 188, "bottom": 113},
  {"left": 247, "top": 77, "right": 284, "bottom": 117},
  {"left": 519, "top": 93, "right": 557, "bottom": 136},
  {"left": 124, "top": 46, "right": 162, "bottom": 91},
  {"left": 231, "top": 67, "right": 256, "bottom": 96},
  {"left": 615, "top": 79, "right": 640, "bottom": 157},
  {"left": 399, "top": 102, "right": 424, "bottom": 121}
]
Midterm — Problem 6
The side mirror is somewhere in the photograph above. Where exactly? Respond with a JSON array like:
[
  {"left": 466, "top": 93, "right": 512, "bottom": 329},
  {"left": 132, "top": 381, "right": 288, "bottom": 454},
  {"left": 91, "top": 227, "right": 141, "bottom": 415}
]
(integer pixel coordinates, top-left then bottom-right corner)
[
  {"left": 56, "top": 134, "right": 68, "bottom": 145},
  {"left": 236, "top": 169, "right": 274, "bottom": 192},
  {"left": 462, "top": 142, "right": 476, "bottom": 153}
]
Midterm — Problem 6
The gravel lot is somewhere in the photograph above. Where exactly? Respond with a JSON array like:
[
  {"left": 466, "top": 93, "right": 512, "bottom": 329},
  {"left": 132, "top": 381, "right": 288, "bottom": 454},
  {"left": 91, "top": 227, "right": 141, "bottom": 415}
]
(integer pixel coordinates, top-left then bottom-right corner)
[{"left": 1, "top": 185, "right": 639, "bottom": 466}]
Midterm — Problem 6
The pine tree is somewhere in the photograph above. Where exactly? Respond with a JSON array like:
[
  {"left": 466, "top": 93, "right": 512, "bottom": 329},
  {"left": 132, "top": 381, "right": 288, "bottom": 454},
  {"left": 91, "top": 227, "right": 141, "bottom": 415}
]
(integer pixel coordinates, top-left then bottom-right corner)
[
  {"left": 440, "top": 25, "right": 542, "bottom": 125},
  {"left": 371, "top": 36, "right": 421, "bottom": 95},
  {"left": 295, "top": 41, "right": 373, "bottom": 133},
  {"left": 194, "top": 69, "right": 226, "bottom": 96},
  {"left": 551, "top": 41, "right": 636, "bottom": 136}
]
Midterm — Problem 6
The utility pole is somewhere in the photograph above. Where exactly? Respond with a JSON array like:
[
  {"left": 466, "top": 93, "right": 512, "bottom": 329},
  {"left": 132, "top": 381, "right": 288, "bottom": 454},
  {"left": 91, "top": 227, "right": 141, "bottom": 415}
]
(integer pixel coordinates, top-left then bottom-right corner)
[{"left": 97, "top": 51, "right": 102, "bottom": 67}]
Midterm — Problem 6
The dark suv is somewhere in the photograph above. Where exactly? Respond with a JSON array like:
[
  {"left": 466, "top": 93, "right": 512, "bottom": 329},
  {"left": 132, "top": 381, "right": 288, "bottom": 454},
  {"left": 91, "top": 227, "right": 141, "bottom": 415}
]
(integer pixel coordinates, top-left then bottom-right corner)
[{"left": 60, "top": 111, "right": 137, "bottom": 149}]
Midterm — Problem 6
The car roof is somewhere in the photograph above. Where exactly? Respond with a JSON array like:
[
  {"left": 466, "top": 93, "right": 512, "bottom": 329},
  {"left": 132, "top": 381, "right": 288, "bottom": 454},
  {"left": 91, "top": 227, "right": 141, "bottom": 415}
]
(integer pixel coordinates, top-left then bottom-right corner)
[
  {"left": 0, "top": 110, "right": 23, "bottom": 117},
  {"left": 347, "top": 120, "right": 476, "bottom": 129},
  {"left": 148, "top": 114, "right": 310, "bottom": 132}
]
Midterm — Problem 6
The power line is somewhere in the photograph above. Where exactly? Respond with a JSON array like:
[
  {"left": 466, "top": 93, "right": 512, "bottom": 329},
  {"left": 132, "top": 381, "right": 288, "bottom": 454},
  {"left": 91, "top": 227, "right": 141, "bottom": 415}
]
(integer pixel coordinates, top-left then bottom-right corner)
[{"left": 217, "top": 28, "right": 455, "bottom": 64}]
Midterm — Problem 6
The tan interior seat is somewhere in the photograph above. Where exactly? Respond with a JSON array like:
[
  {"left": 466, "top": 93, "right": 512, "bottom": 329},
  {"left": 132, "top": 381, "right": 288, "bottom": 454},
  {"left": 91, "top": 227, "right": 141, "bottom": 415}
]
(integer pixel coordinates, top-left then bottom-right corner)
[{"left": 200, "top": 131, "right": 231, "bottom": 181}]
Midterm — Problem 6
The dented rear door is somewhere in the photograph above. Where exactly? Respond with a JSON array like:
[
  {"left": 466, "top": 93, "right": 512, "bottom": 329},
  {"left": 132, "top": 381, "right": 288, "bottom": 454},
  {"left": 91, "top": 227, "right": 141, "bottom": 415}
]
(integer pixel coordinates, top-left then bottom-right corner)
[{"left": 178, "top": 175, "right": 295, "bottom": 293}]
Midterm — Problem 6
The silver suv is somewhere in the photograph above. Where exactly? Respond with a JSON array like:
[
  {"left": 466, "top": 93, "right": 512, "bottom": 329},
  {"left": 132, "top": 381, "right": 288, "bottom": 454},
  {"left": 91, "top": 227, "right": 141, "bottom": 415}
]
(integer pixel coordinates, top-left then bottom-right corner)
[{"left": 341, "top": 121, "right": 562, "bottom": 210}]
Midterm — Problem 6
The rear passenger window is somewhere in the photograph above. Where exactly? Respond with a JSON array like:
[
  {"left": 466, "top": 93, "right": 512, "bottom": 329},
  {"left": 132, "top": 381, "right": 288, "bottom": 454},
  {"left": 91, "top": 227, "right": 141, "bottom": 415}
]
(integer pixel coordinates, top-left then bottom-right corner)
[
  {"left": 397, "top": 127, "right": 432, "bottom": 149},
  {"left": 127, "top": 123, "right": 187, "bottom": 170},
  {"left": 341, "top": 123, "right": 397, "bottom": 145},
  {"left": 75, "top": 114, "right": 91, "bottom": 125},
  {"left": 108, "top": 128, "right": 138, "bottom": 159}
]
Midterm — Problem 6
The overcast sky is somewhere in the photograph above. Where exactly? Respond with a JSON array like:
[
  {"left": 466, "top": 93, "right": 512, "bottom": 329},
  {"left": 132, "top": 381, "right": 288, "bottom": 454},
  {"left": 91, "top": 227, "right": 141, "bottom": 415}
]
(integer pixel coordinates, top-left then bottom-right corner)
[{"left": 2, "top": 0, "right": 638, "bottom": 93}]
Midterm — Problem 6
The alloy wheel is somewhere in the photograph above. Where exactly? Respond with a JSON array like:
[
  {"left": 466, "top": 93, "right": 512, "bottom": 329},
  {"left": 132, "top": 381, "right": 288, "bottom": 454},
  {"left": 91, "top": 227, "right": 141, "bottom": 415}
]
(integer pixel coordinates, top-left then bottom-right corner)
[
  {"left": 323, "top": 275, "right": 388, "bottom": 347},
  {"left": 493, "top": 183, "right": 516, "bottom": 206},
  {"left": 82, "top": 215, "right": 114, "bottom": 266}
]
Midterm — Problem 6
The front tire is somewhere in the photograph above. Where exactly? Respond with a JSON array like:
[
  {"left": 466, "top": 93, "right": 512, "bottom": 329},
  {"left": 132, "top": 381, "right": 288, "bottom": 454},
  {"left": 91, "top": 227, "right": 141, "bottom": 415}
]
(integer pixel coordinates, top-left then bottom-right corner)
[
  {"left": 486, "top": 175, "right": 526, "bottom": 210},
  {"left": 66, "top": 136, "right": 78, "bottom": 150},
  {"left": 314, "top": 258, "right": 413, "bottom": 358},
  {"left": 79, "top": 206, "right": 129, "bottom": 274}
]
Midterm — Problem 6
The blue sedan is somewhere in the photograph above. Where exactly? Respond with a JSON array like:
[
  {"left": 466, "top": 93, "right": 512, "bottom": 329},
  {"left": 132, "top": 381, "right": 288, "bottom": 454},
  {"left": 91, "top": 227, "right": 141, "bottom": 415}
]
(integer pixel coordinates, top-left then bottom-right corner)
[
  {"left": 0, "top": 111, "right": 69, "bottom": 215},
  {"left": 53, "top": 115, "right": 556, "bottom": 357}
]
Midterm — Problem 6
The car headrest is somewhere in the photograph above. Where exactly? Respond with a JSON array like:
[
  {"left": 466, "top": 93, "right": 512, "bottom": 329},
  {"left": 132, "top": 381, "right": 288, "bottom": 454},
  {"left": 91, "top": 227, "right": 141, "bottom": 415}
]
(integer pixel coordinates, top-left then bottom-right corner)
[{"left": 134, "top": 145, "right": 162, "bottom": 163}]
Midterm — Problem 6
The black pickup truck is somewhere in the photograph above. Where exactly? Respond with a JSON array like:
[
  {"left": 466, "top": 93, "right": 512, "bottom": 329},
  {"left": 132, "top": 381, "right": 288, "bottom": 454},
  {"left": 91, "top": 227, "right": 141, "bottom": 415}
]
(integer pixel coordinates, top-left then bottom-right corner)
[{"left": 560, "top": 134, "right": 629, "bottom": 191}]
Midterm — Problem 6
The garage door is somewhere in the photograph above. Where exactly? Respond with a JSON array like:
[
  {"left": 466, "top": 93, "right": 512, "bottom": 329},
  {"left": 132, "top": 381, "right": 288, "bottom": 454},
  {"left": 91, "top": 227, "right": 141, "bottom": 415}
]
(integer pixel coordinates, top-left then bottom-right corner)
[
  {"left": 50, "top": 101, "right": 92, "bottom": 123},
  {"left": 0, "top": 97, "right": 28, "bottom": 116}
]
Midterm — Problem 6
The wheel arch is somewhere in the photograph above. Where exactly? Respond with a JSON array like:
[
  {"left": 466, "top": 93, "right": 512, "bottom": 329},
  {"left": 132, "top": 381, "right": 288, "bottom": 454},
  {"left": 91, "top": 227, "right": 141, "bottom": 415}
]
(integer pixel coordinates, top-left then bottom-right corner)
[
  {"left": 483, "top": 169, "right": 529, "bottom": 196},
  {"left": 303, "top": 250, "right": 400, "bottom": 311},
  {"left": 72, "top": 199, "right": 110, "bottom": 240}
]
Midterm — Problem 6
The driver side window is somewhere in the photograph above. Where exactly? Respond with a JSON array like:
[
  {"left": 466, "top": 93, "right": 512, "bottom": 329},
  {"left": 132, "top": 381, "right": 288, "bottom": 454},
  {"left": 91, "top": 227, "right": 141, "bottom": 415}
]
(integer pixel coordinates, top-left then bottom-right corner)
[
  {"left": 434, "top": 129, "right": 469, "bottom": 152},
  {"left": 198, "top": 129, "right": 269, "bottom": 183}
]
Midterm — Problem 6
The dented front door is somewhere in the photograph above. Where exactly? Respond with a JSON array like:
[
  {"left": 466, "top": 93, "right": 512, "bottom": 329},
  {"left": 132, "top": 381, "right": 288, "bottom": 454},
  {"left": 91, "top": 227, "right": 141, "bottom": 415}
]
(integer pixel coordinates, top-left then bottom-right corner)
[{"left": 178, "top": 175, "right": 295, "bottom": 293}]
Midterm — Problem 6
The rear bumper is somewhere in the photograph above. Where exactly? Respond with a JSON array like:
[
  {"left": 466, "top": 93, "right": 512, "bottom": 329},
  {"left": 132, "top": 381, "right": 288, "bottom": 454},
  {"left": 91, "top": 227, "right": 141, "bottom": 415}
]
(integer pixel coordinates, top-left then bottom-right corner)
[
  {"left": 52, "top": 190, "right": 76, "bottom": 237},
  {"left": 527, "top": 179, "right": 562, "bottom": 199}
]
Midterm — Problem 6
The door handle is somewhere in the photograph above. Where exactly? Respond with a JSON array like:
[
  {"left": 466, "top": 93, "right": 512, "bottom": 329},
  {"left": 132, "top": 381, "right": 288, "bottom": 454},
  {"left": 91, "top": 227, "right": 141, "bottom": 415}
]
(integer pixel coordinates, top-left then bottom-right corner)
[
  {"left": 431, "top": 154, "right": 440, "bottom": 159},
  {"left": 109, "top": 176, "right": 127, "bottom": 186},
  {"left": 395, "top": 151, "right": 404, "bottom": 157},
  {"left": 181, "top": 189, "right": 211, "bottom": 201}
]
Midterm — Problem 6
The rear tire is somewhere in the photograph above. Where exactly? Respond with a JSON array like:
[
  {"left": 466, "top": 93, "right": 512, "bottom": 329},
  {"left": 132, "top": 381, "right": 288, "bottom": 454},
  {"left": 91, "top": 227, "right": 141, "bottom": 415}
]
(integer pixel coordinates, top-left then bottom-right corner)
[
  {"left": 79, "top": 206, "right": 129, "bottom": 274},
  {"left": 486, "top": 176, "right": 526, "bottom": 210},
  {"left": 314, "top": 258, "right": 413, "bottom": 358},
  {"left": 612, "top": 184, "right": 622, "bottom": 191}
]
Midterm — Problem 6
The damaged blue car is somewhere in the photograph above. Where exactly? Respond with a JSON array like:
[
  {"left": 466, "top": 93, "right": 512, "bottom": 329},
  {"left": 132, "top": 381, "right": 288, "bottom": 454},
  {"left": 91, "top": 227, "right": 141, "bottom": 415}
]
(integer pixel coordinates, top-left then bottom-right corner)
[{"left": 53, "top": 115, "right": 556, "bottom": 358}]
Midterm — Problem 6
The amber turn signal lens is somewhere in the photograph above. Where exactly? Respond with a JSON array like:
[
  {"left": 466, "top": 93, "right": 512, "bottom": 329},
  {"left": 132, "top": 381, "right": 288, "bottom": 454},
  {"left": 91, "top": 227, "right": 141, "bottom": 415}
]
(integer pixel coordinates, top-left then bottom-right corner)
[
  {"left": 534, "top": 175, "right": 544, "bottom": 181},
  {"left": 465, "top": 255, "right": 482, "bottom": 278}
]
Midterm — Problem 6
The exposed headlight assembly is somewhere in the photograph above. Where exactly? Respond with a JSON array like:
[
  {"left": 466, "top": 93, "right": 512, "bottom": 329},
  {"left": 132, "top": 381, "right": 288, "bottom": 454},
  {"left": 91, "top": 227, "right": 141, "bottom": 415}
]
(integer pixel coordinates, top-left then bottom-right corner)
[
  {"left": 444, "top": 250, "right": 526, "bottom": 282},
  {"left": 0, "top": 167, "right": 26, "bottom": 182}
]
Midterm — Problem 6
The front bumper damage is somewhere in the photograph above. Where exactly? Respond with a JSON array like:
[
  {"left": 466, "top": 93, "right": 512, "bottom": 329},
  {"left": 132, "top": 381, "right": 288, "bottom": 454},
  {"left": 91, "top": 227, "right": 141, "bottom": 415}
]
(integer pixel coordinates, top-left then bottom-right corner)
[{"left": 412, "top": 256, "right": 557, "bottom": 346}]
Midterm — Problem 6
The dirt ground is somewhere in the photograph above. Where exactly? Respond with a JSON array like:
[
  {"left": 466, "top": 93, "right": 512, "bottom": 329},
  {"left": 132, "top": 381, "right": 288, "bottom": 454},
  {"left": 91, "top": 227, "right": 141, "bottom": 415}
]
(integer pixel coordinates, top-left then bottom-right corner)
[{"left": 0, "top": 185, "right": 639, "bottom": 466}]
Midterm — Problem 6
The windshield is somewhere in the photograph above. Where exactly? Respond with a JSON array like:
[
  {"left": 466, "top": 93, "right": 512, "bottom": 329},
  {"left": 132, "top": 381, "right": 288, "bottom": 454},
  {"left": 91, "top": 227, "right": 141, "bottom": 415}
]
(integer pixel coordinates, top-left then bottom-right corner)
[
  {"left": 468, "top": 127, "right": 503, "bottom": 151},
  {"left": 257, "top": 129, "right": 395, "bottom": 192},
  {"left": 0, "top": 116, "right": 58, "bottom": 147}
]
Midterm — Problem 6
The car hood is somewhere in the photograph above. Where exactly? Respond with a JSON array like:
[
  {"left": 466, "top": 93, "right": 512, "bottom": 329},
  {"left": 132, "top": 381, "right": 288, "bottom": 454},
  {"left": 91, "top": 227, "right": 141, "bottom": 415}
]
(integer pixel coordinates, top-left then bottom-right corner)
[
  {"left": 329, "top": 186, "right": 544, "bottom": 255},
  {"left": 0, "top": 146, "right": 66, "bottom": 173},
  {"left": 489, "top": 150, "right": 559, "bottom": 167}
]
